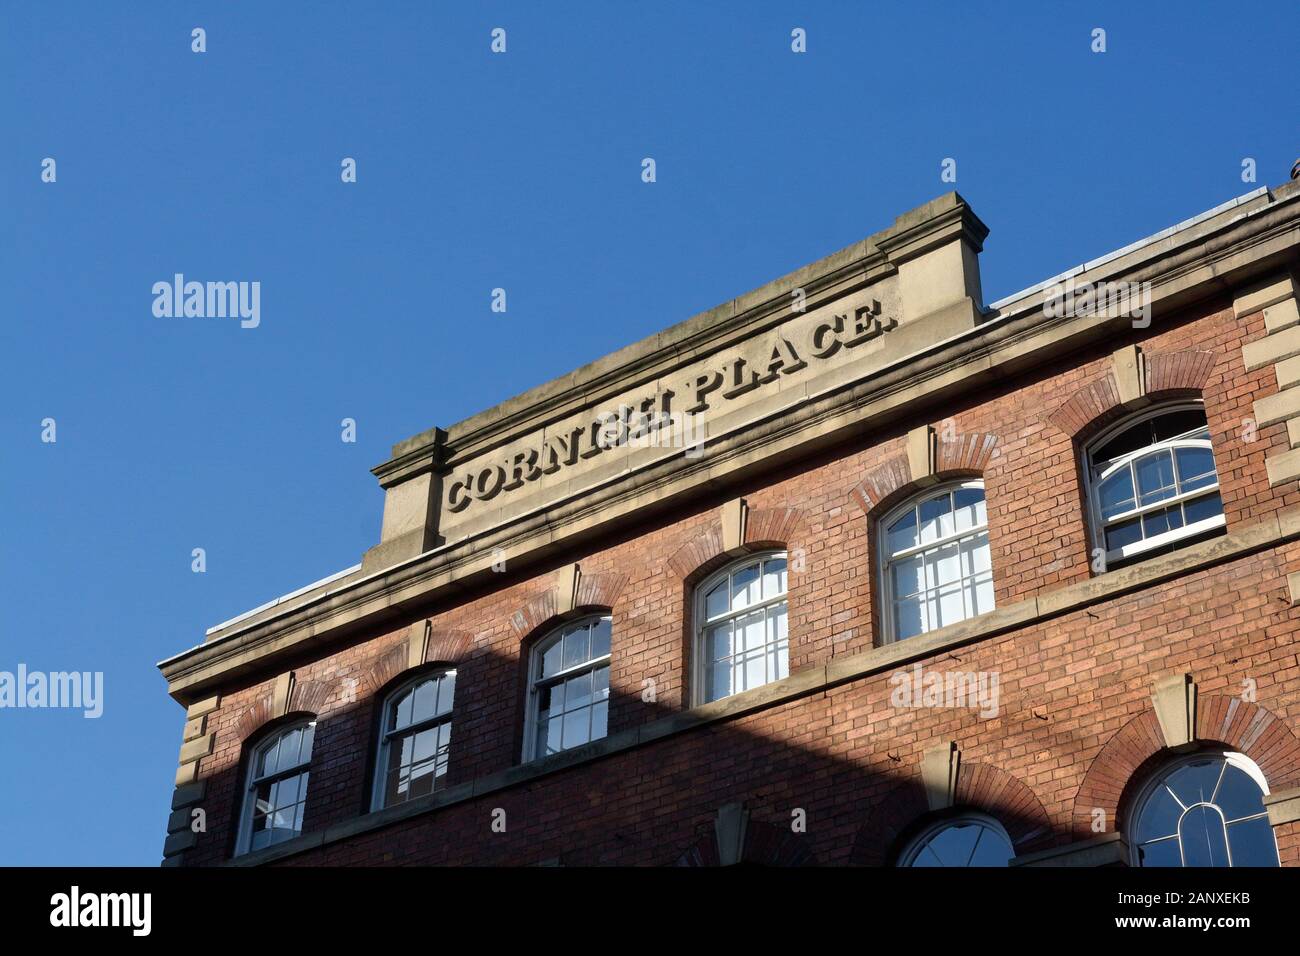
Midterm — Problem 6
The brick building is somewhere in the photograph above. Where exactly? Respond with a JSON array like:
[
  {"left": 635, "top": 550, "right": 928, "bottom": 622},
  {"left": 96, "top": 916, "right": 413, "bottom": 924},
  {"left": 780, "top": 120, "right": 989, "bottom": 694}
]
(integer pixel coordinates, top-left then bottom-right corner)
[{"left": 159, "top": 178, "right": 1300, "bottom": 868}]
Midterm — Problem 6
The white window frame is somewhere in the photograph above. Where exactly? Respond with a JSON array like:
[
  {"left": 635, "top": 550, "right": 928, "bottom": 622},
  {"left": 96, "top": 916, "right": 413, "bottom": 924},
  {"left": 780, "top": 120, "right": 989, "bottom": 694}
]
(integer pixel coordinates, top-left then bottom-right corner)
[
  {"left": 1128, "top": 750, "right": 1278, "bottom": 867},
  {"left": 877, "top": 480, "right": 993, "bottom": 644},
  {"left": 235, "top": 718, "right": 315, "bottom": 857},
  {"left": 370, "top": 668, "right": 456, "bottom": 811},
  {"left": 1083, "top": 401, "right": 1225, "bottom": 568},
  {"left": 522, "top": 614, "right": 612, "bottom": 763},
  {"left": 897, "top": 811, "right": 1015, "bottom": 867},
  {"left": 691, "top": 550, "right": 789, "bottom": 706}
]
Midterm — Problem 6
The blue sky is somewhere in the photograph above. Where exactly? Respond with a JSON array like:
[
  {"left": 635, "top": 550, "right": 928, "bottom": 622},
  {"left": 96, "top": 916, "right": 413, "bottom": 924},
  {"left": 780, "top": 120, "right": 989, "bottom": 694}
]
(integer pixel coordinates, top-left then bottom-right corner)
[{"left": 0, "top": 1, "right": 1293, "bottom": 865}]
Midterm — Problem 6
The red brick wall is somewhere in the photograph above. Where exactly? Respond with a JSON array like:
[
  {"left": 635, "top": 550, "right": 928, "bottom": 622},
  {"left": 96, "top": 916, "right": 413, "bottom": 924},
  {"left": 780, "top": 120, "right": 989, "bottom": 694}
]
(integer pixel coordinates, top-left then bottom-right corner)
[{"left": 178, "top": 294, "right": 1300, "bottom": 866}]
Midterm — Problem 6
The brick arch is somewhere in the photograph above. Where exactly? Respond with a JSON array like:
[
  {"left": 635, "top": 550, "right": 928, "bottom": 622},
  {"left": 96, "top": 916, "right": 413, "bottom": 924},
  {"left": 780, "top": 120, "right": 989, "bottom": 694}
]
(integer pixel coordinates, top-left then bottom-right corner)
[
  {"left": 574, "top": 572, "right": 629, "bottom": 613},
  {"left": 1044, "top": 349, "right": 1217, "bottom": 439},
  {"left": 850, "top": 761, "right": 1051, "bottom": 865},
  {"left": 363, "top": 642, "right": 412, "bottom": 698},
  {"left": 508, "top": 572, "right": 627, "bottom": 641},
  {"left": 426, "top": 629, "right": 474, "bottom": 665},
  {"left": 1072, "top": 696, "right": 1300, "bottom": 840},
  {"left": 234, "top": 696, "right": 278, "bottom": 743},
  {"left": 665, "top": 506, "right": 805, "bottom": 584},
  {"left": 232, "top": 674, "right": 345, "bottom": 742},
  {"left": 358, "top": 626, "right": 473, "bottom": 699},
  {"left": 673, "top": 818, "right": 817, "bottom": 866},
  {"left": 1145, "top": 349, "right": 1218, "bottom": 396},
  {"left": 291, "top": 679, "right": 333, "bottom": 715},
  {"left": 848, "top": 432, "right": 1000, "bottom": 517}
]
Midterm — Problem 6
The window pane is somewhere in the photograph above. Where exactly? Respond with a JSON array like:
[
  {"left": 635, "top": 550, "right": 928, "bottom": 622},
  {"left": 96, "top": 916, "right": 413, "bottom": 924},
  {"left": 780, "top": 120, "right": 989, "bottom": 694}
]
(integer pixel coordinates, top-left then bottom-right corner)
[
  {"left": 435, "top": 672, "right": 456, "bottom": 717},
  {"left": 1135, "top": 787, "right": 1181, "bottom": 842},
  {"left": 299, "top": 723, "right": 315, "bottom": 762},
  {"left": 762, "top": 557, "right": 787, "bottom": 599},
  {"left": 538, "top": 682, "right": 562, "bottom": 717},
  {"left": 771, "top": 641, "right": 789, "bottom": 681},
  {"left": 563, "top": 672, "right": 592, "bottom": 712},
  {"left": 768, "top": 602, "right": 788, "bottom": 643},
  {"left": 590, "top": 617, "right": 611, "bottom": 659},
  {"left": 918, "top": 493, "right": 953, "bottom": 544},
  {"left": 967, "top": 828, "right": 1015, "bottom": 866},
  {"left": 258, "top": 737, "right": 280, "bottom": 777},
  {"left": 1179, "top": 805, "right": 1230, "bottom": 867},
  {"left": 706, "top": 622, "right": 732, "bottom": 662},
  {"left": 1183, "top": 491, "right": 1223, "bottom": 526},
  {"left": 1166, "top": 759, "right": 1223, "bottom": 806},
  {"left": 890, "top": 555, "right": 924, "bottom": 599},
  {"left": 961, "top": 531, "right": 992, "bottom": 576},
  {"left": 894, "top": 598, "right": 925, "bottom": 640},
  {"left": 392, "top": 687, "right": 414, "bottom": 732},
  {"left": 1216, "top": 765, "right": 1267, "bottom": 822},
  {"left": 1093, "top": 422, "right": 1152, "bottom": 464},
  {"left": 738, "top": 610, "right": 765, "bottom": 652},
  {"left": 281, "top": 727, "right": 302, "bottom": 767},
  {"left": 562, "top": 625, "right": 589, "bottom": 670},
  {"left": 1142, "top": 504, "right": 1183, "bottom": 538},
  {"left": 1105, "top": 516, "right": 1142, "bottom": 551},
  {"left": 731, "top": 562, "right": 760, "bottom": 609},
  {"left": 707, "top": 660, "right": 731, "bottom": 702},
  {"left": 925, "top": 541, "right": 961, "bottom": 591},
  {"left": 1098, "top": 469, "right": 1136, "bottom": 520},
  {"left": 540, "top": 637, "right": 563, "bottom": 679},
  {"left": 1175, "top": 446, "right": 1216, "bottom": 488},
  {"left": 934, "top": 583, "right": 963, "bottom": 629},
  {"left": 953, "top": 487, "right": 987, "bottom": 532},
  {"left": 1135, "top": 451, "right": 1176, "bottom": 505},
  {"left": 924, "top": 823, "right": 979, "bottom": 865},
  {"left": 887, "top": 508, "right": 918, "bottom": 553},
  {"left": 906, "top": 821, "right": 1012, "bottom": 867},
  {"left": 966, "top": 573, "right": 994, "bottom": 617},
  {"left": 411, "top": 678, "right": 437, "bottom": 724},
  {"left": 1137, "top": 838, "right": 1182, "bottom": 867},
  {"left": 1150, "top": 408, "right": 1207, "bottom": 442},
  {"left": 704, "top": 581, "right": 728, "bottom": 620},
  {"left": 276, "top": 774, "right": 300, "bottom": 808},
  {"left": 541, "top": 710, "right": 562, "bottom": 756},
  {"left": 562, "top": 707, "right": 589, "bottom": 748},
  {"left": 743, "top": 649, "right": 765, "bottom": 691},
  {"left": 1226, "top": 816, "right": 1280, "bottom": 866},
  {"left": 590, "top": 701, "right": 608, "bottom": 741},
  {"left": 436, "top": 723, "right": 452, "bottom": 778}
]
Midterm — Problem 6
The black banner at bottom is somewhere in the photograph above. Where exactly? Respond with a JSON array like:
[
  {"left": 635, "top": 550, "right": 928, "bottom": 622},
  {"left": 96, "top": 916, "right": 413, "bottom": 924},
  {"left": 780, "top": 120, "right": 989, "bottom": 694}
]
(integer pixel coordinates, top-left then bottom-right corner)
[{"left": 0, "top": 865, "right": 1284, "bottom": 941}]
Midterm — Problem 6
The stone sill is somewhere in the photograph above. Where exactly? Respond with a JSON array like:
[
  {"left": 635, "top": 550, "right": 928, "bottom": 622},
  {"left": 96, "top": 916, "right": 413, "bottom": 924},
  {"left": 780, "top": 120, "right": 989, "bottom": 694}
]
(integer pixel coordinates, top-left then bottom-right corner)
[{"left": 225, "top": 506, "right": 1300, "bottom": 867}]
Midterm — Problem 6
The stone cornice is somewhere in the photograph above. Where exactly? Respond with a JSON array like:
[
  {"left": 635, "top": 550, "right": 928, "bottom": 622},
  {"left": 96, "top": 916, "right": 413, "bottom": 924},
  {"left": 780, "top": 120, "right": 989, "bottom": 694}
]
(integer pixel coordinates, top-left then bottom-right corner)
[{"left": 162, "top": 182, "right": 1300, "bottom": 702}]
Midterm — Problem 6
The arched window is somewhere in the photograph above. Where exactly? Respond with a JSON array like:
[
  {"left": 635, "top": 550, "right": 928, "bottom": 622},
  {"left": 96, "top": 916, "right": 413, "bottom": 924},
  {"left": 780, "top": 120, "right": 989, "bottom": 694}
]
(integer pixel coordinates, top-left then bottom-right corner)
[
  {"left": 1086, "top": 402, "right": 1224, "bottom": 567},
  {"left": 898, "top": 812, "right": 1015, "bottom": 867},
  {"left": 372, "top": 669, "right": 456, "bottom": 810},
  {"left": 524, "top": 615, "right": 611, "bottom": 761},
  {"left": 694, "top": 551, "right": 788, "bottom": 704},
  {"left": 879, "top": 481, "right": 992, "bottom": 642},
  {"left": 1129, "top": 751, "right": 1279, "bottom": 867},
  {"left": 236, "top": 718, "right": 315, "bottom": 855}
]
